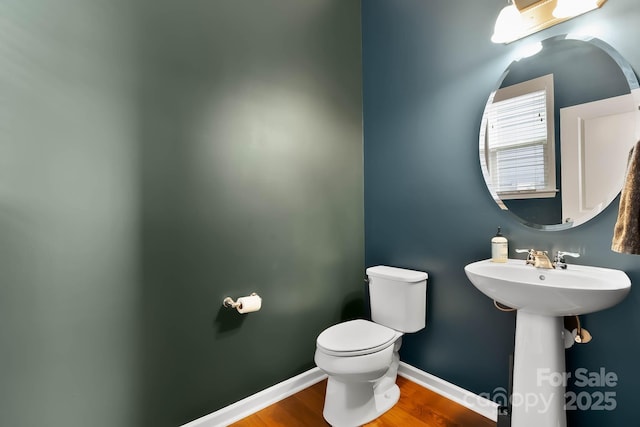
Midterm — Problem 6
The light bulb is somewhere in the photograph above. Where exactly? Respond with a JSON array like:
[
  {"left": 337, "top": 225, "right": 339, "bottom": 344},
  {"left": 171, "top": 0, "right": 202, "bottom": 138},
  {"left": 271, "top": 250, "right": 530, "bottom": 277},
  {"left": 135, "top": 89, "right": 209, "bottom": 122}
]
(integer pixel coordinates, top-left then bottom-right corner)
[
  {"left": 491, "top": 4, "right": 523, "bottom": 44},
  {"left": 553, "top": 0, "right": 599, "bottom": 19}
]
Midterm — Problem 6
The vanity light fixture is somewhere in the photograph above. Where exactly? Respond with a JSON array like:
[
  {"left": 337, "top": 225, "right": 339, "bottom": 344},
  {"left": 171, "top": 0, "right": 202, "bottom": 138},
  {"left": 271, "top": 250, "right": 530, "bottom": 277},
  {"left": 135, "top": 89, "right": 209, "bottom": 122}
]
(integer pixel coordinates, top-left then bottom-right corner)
[{"left": 491, "top": 0, "right": 607, "bottom": 44}]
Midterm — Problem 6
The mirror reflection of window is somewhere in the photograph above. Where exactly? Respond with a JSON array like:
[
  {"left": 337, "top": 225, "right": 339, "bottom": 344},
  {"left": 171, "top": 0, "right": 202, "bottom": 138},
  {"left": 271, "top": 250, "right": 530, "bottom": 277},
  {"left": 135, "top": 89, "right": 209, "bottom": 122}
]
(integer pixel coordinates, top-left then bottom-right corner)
[
  {"left": 486, "top": 74, "right": 557, "bottom": 200},
  {"left": 478, "top": 35, "right": 639, "bottom": 230}
]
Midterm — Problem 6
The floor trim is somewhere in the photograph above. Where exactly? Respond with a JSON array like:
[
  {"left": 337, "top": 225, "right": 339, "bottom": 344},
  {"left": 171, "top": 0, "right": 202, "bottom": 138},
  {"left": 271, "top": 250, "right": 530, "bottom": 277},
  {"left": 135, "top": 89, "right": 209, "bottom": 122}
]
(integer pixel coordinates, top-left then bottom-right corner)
[
  {"left": 398, "top": 362, "right": 499, "bottom": 422},
  {"left": 183, "top": 362, "right": 498, "bottom": 426},
  {"left": 180, "top": 368, "right": 328, "bottom": 427}
]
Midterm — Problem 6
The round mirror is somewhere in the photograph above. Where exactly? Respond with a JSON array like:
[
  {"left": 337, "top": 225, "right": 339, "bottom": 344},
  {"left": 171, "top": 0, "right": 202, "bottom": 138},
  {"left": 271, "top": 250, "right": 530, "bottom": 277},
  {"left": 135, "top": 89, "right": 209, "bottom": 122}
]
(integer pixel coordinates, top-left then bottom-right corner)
[{"left": 479, "top": 35, "right": 640, "bottom": 230}]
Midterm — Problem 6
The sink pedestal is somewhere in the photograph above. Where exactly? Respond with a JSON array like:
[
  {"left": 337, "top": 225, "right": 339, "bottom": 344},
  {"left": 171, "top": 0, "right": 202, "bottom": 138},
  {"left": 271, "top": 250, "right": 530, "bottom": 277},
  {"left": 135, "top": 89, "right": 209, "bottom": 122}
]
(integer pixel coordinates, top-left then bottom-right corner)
[{"left": 512, "top": 311, "right": 566, "bottom": 427}]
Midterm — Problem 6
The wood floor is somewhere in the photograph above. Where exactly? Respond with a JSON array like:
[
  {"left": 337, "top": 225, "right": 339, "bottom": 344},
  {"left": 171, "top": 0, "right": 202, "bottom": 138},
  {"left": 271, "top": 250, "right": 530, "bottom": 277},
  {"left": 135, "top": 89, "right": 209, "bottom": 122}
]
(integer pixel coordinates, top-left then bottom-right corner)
[{"left": 230, "top": 376, "right": 497, "bottom": 427}]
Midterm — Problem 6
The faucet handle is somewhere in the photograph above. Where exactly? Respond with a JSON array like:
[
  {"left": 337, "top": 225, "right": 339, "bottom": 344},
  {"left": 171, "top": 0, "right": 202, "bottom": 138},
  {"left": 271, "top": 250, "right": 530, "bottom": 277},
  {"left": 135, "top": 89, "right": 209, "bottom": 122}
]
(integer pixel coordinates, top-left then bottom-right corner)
[
  {"left": 515, "top": 248, "right": 535, "bottom": 263},
  {"left": 515, "top": 248, "right": 534, "bottom": 255},
  {"left": 557, "top": 251, "right": 580, "bottom": 259},
  {"left": 554, "top": 251, "right": 580, "bottom": 269}
]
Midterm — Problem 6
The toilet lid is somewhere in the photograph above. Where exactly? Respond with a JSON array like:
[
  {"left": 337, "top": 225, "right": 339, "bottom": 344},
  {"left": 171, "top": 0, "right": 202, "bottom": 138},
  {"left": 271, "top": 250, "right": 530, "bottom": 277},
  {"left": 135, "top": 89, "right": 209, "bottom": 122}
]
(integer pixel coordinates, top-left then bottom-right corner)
[{"left": 316, "top": 319, "right": 399, "bottom": 356}]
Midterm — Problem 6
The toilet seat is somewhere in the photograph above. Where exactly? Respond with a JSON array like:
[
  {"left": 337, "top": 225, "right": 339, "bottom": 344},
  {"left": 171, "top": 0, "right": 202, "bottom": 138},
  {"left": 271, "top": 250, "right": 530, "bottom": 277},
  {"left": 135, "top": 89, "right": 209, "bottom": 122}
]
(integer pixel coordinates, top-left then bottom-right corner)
[{"left": 316, "top": 319, "right": 400, "bottom": 357}]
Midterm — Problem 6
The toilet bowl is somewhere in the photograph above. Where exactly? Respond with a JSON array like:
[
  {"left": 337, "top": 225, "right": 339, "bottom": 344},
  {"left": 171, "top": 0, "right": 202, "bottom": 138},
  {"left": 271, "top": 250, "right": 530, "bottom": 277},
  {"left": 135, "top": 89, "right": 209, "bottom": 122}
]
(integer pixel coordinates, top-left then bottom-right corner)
[
  {"left": 314, "top": 319, "right": 403, "bottom": 426},
  {"left": 315, "top": 266, "right": 428, "bottom": 426}
]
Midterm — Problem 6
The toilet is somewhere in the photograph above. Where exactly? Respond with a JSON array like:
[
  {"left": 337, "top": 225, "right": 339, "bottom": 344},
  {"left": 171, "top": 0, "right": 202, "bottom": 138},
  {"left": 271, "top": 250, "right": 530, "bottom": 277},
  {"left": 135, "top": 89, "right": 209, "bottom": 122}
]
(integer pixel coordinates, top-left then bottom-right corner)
[{"left": 314, "top": 265, "right": 428, "bottom": 426}]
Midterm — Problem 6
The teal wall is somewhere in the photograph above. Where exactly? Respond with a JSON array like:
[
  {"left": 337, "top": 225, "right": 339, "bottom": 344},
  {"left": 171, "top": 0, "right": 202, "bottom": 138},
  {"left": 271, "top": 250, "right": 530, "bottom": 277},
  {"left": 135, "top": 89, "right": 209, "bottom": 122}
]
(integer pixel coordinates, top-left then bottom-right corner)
[
  {"left": 0, "top": 1, "right": 363, "bottom": 426},
  {"left": 362, "top": 1, "right": 640, "bottom": 426}
]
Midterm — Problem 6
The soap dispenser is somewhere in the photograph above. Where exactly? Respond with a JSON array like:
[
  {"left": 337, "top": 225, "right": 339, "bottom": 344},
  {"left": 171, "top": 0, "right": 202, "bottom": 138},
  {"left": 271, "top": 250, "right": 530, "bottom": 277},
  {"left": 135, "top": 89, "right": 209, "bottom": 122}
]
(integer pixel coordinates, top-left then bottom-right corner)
[{"left": 491, "top": 227, "right": 508, "bottom": 263}]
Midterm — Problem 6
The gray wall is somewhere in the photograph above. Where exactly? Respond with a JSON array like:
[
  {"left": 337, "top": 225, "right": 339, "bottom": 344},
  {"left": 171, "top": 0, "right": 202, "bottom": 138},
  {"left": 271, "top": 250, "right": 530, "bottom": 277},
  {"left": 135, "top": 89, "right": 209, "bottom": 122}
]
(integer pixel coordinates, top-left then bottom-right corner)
[
  {"left": 0, "top": 1, "right": 363, "bottom": 426},
  {"left": 362, "top": 1, "right": 640, "bottom": 426}
]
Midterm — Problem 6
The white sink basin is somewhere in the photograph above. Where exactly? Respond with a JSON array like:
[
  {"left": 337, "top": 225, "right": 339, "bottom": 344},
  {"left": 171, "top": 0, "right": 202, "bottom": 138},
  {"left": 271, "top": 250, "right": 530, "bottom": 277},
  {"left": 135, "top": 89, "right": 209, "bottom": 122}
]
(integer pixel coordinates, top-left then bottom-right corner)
[{"left": 464, "top": 259, "right": 631, "bottom": 316}]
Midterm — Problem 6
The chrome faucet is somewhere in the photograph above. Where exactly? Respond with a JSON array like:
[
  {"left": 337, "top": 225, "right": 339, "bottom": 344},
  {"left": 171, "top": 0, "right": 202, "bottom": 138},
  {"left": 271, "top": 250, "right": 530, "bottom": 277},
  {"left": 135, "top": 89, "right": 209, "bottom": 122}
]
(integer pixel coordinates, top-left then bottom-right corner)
[
  {"left": 516, "top": 249, "right": 555, "bottom": 269},
  {"left": 553, "top": 251, "right": 580, "bottom": 269}
]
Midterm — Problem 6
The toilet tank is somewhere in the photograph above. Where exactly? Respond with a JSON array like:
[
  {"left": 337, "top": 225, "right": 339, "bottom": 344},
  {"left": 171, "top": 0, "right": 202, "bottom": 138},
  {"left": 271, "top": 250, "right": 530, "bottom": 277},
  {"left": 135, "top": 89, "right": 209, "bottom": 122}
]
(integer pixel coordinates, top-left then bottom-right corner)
[{"left": 366, "top": 265, "right": 428, "bottom": 333}]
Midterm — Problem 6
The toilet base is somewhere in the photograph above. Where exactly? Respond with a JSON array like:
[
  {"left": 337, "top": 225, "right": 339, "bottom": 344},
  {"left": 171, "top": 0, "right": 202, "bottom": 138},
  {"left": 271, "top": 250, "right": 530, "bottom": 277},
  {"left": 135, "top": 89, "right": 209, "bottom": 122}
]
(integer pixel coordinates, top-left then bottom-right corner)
[
  {"left": 321, "top": 341, "right": 402, "bottom": 426},
  {"left": 323, "top": 377, "right": 400, "bottom": 427}
]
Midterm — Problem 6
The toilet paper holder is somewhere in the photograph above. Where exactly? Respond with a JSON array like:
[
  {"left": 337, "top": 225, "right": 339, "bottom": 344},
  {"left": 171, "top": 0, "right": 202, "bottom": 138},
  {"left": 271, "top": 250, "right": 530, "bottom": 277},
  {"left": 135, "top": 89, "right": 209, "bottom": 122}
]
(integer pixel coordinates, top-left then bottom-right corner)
[{"left": 223, "top": 293, "right": 259, "bottom": 309}]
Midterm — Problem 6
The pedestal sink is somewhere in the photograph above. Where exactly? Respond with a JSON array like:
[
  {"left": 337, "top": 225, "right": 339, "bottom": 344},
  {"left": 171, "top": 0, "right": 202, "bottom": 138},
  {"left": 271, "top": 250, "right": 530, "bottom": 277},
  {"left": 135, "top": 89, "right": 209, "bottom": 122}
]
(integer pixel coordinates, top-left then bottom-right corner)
[{"left": 465, "top": 259, "right": 631, "bottom": 427}]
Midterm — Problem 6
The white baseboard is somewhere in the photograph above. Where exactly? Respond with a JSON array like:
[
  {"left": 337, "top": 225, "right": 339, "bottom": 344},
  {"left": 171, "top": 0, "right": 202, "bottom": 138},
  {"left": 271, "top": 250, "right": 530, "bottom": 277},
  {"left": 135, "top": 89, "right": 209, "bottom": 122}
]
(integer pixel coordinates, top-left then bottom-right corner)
[
  {"left": 183, "top": 362, "right": 498, "bottom": 426},
  {"left": 398, "top": 362, "right": 499, "bottom": 422},
  {"left": 180, "top": 368, "right": 327, "bottom": 427}
]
